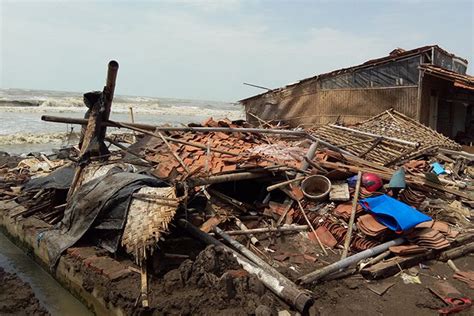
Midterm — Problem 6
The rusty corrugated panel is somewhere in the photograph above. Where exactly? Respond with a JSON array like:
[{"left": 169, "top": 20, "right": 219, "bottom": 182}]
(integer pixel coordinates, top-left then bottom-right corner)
[{"left": 245, "top": 86, "right": 419, "bottom": 128}]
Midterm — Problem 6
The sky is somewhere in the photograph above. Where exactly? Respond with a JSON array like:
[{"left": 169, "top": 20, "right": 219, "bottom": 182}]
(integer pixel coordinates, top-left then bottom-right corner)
[{"left": 1, "top": 0, "right": 473, "bottom": 102}]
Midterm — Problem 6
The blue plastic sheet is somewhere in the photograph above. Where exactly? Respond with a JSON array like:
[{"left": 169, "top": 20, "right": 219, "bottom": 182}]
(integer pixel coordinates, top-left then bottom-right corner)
[{"left": 359, "top": 194, "right": 431, "bottom": 232}]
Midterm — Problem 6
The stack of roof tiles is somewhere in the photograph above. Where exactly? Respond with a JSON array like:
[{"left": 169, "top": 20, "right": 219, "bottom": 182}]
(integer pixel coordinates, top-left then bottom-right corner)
[{"left": 141, "top": 118, "right": 305, "bottom": 181}]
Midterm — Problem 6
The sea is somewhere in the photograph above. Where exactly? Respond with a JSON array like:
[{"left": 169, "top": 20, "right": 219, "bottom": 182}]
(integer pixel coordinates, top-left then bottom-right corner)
[{"left": 0, "top": 88, "right": 244, "bottom": 154}]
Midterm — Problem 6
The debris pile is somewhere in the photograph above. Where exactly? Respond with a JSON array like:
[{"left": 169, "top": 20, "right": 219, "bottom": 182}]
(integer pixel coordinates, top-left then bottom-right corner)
[{"left": 1, "top": 61, "right": 472, "bottom": 315}]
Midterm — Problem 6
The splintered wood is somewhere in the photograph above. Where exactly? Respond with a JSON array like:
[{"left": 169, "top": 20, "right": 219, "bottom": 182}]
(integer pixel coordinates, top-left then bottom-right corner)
[{"left": 121, "top": 186, "right": 178, "bottom": 263}]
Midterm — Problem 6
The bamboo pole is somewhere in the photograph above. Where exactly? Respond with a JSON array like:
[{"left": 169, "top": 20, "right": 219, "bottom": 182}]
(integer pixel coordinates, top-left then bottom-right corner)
[
  {"left": 156, "top": 131, "right": 190, "bottom": 173},
  {"left": 225, "top": 225, "right": 308, "bottom": 235},
  {"left": 41, "top": 115, "right": 348, "bottom": 154},
  {"left": 329, "top": 124, "right": 419, "bottom": 147},
  {"left": 341, "top": 170, "right": 362, "bottom": 259},
  {"left": 235, "top": 218, "right": 259, "bottom": 245},
  {"left": 296, "top": 199, "right": 328, "bottom": 256},
  {"left": 266, "top": 176, "right": 306, "bottom": 192},
  {"left": 187, "top": 172, "right": 270, "bottom": 186}
]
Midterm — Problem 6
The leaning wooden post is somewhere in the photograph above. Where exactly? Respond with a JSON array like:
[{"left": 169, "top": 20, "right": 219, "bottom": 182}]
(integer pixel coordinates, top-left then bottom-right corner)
[
  {"left": 341, "top": 171, "right": 362, "bottom": 259},
  {"left": 67, "top": 61, "right": 119, "bottom": 200},
  {"left": 99, "top": 60, "right": 119, "bottom": 140}
]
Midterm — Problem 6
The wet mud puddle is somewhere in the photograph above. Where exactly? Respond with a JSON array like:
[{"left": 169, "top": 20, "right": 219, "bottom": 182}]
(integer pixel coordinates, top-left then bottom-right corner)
[{"left": 0, "top": 232, "right": 92, "bottom": 316}]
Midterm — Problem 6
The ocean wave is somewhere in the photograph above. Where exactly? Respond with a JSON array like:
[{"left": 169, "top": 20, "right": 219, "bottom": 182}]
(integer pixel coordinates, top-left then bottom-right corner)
[
  {"left": 0, "top": 100, "right": 42, "bottom": 107},
  {"left": 1, "top": 88, "right": 238, "bottom": 111},
  {"left": 39, "top": 97, "right": 84, "bottom": 107},
  {"left": 0, "top": 132, "right": 80, "bottom": 145},
  {"left": 0, "top": 105, "right": 244, "bottom": 118}
]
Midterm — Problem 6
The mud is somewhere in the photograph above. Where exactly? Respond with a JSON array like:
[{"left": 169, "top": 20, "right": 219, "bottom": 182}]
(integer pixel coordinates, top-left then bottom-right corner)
[
  {"left": 152, "top": 245, "right": 288, "bottom": 315},
  {"left": 0, "top": 267, "right": 50, "bottom": 316},
  {"left": 74, "top": 245, "right": 289, "bottom": 315},
  {"left": 308, "top": 256, "right": 474, "bottom": 316}
]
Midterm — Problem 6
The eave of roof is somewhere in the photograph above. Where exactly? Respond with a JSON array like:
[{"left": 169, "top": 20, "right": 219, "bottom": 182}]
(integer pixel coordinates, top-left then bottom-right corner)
[
  {"left": 420, "top": 64, "right": 474, "bottom": 91},
  {"left": 240, "top": 45, "right": 468, "bottom": 103}
]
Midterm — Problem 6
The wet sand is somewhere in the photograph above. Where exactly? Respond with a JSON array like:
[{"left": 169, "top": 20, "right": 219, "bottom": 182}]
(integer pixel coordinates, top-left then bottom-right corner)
[{"left": 0, "top": 267, "right": 49, "bottom": 316}]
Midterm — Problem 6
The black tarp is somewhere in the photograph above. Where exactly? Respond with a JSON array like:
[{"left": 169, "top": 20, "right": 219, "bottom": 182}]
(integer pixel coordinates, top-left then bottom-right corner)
[
  {"left": 23, "top": 165, "right": 75, "bottom": 191},
  {"left": 42, "top": 169, "right": 164, "bottom": 268}
]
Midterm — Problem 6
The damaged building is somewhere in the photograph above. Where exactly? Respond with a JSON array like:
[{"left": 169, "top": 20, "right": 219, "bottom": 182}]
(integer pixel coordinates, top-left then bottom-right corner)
[{"left": 240, "top": 45, "right": 474, "bottom": 143}]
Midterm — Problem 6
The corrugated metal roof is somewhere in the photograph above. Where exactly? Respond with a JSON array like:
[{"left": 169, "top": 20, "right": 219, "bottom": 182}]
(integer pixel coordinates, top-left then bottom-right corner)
[
  {"left": 240, "top": 45, "right": 468, "bottom": 103},
  {"left": 420, "top": 64, "right": 474, "bottom": 91}
]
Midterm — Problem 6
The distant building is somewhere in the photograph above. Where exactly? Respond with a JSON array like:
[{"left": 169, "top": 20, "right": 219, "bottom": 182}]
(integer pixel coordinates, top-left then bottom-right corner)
[{"left": 240, "top": 45, "right": 474, "bottom": 141}]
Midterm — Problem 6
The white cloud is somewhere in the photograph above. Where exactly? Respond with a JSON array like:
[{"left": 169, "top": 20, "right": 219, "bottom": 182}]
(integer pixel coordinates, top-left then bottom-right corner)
[{"left": 1, "top": 1, "right": 471, "bottom": 100}]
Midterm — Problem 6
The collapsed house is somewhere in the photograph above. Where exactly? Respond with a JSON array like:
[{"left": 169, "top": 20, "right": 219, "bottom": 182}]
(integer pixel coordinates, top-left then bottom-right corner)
[
  {"left": 0, "top": 61, "right": 473, "bottom": 315},
  {"left": 240, "top": 45, "right": 474, "bottom": 143}
]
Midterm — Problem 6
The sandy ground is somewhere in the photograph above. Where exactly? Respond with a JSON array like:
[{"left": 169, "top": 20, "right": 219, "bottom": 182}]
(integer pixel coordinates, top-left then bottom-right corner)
[{"left": 0, "top": 267, "right": 49, "bottom": 316}]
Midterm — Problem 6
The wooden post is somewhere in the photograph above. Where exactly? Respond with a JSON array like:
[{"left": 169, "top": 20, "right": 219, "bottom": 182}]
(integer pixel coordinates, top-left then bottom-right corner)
[
  {"left": 99, "top": 60, "right": 119, "bottom": 140},
  {"left": 67, "top": 61, "right": 119, "bottom": 200},
  {"left": 129, "top": 107, "right": 135, "bottom": 123}
]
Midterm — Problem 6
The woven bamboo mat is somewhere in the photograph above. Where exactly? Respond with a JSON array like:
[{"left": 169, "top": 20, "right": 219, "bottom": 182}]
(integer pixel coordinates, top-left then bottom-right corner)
[{"left": 121, "top": 186, "right": 178, "bottom": 263}]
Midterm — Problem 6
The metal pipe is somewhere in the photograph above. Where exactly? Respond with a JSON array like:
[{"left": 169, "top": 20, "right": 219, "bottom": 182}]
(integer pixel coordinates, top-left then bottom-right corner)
[
  {"left": 297, "top": 238, "right": 405, "bottom": 285},
  {"left": 177, "top": 219, "right": 313, "bottom": 313}
]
